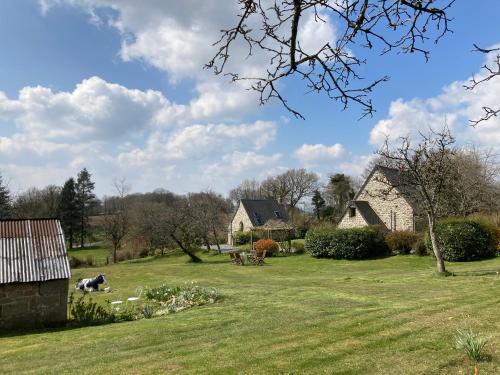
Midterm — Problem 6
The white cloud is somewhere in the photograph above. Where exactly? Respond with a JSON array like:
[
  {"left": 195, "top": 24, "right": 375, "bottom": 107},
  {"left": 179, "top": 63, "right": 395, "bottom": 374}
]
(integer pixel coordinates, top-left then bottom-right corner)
[
  {"left": 118, "top": 120, "right": 277, "bottom": 166},
  {"left": 370, "top": 50, "right": 500, "bottom": 149},
  {"left": 0, "top": 76, "right": 169, "bottom": 141},
  {"left": 205, "top": 151, "right": 283, "bottom": 178},
  {"left": 294, "top": 143, "right": 345, "bottom": 165}
]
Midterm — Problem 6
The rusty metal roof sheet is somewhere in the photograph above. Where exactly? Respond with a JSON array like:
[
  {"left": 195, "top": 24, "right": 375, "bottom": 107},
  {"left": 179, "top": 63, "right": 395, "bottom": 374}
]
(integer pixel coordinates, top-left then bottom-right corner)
[{"left": 0, "top": 219, "right": 71, "bottom": 284}]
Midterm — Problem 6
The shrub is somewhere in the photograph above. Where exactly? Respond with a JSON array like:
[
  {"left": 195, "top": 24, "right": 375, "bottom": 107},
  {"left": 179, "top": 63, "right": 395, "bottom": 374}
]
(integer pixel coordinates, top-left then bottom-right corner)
[
  {"left": 425, "top": 219, "right": 497, "bottom": 261},
  {"left": 233, "top": 231, "right": 252, "bottom": 245},
  {"left": 455, "top": 327, "right": 489, "bottom": 362},
  {"left": 294, "top": 225, "right": 309, "bottom": 239},
  {"left": 85, "top": 255, "right": 95, "bottom": 266},
  {"left": 141, "top": 304, "right": 157, "bottom": 319},
  {"left": 412, "top": 237, "right": 428, "bottom": 256},
  {"left": 385, "top": 231, "right": 421, "bottom": 255},
  {"left": 305, "top": 226, "right": 389, "bottom": 260},
  {"left": 68, "top": 293, "right": 112, "bottom": 326},
  {"left": 254, "top": 239, "right": 279, "bottom": 255},
  {"left": 69, "top": 255, "right": 94, "bottom": 268},
  {"left": 291, "top": 239, "right": 305, "bottom": 254}
]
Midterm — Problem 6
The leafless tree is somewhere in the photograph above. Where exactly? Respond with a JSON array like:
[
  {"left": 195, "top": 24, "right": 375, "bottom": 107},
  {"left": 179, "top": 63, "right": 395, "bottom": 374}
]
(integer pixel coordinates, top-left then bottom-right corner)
[
  {"left": 377, "top": 127, "right": 456, "bottom": 273},
  {"left": 229, "top": 178, "right": 265, "bottom": 205},
  {"left": 260, "top": 174, "right": 291, "bottom": 204},
  {"left": 163, "top": 197, "right": 203, "bottom": 263},
  {"left": 465, "top": 44, "right": 500, "bottom": 126},
  {"left": 208, "top": 0, "right": 454, "bottom": 119},
  {"left": 441, "top": 147, "right": 500, "bottom": 216},
  {"left": 102, "top": 179, "right": 131, "bottom": 263},
  {"left": 285, "top": 168, "right": 319, "bottom": 210}
]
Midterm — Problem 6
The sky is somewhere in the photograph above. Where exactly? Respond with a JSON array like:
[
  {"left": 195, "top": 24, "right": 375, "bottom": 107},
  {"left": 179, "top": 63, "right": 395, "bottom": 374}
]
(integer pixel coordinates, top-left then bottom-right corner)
[{"left": 0, "top": 0, "right": 499, "bottom": 197}]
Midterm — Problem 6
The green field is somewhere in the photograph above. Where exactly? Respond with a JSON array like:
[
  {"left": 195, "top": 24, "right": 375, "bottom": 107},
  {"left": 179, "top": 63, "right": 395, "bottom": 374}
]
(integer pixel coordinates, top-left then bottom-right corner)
[
  {"left": 68, "top": 245, "right": 112, "bottom": 266},
  {"left": 1, "top": 253, "right": 499, "bottom": 374}
]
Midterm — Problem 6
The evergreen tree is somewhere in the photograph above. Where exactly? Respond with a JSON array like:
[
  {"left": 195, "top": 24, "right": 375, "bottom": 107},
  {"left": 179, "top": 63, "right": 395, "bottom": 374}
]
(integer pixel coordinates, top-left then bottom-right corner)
[
  {"left": 75, "top": 168, "right": 96, "bottom": 248},
  {"left": 0, "top": 174, "right": 11, "bottom": 219},
  {"left": 324, "top": 174, "right": 355, "bottom": 221},
  {"left": 59, "top": 178, "right": 79, "bottom": 249},
  {"left": 311, "top": 189, "right": 325, "bottom": 220}
]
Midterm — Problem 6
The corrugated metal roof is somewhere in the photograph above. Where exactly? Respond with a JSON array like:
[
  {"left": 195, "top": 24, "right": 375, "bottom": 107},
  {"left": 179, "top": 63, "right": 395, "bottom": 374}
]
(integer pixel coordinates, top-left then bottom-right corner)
[{"left": 0, "top": 219, "right": 71, "bottom": 284}]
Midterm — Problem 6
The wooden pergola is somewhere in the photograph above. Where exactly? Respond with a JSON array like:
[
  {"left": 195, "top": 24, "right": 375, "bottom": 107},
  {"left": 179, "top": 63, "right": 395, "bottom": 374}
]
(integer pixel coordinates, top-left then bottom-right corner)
[{"left": 250, "top": 219, "right": 294, "bottom": 252}]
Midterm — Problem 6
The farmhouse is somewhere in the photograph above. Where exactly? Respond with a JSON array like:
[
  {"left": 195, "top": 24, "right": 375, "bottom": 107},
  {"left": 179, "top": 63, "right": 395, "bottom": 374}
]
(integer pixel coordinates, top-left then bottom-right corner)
[
  {"left": 338, "top": 165, "right": 420, "bottom": 231},
  {"left": 228, "top": 199, "right": 289, "bottom": 245},
  {"left": 0, "top": 219, "right": 71, "bottom": 331}
]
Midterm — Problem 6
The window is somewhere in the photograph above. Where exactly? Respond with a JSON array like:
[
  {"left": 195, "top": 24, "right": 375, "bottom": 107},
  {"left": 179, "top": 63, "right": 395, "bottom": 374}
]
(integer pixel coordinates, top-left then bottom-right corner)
[
  {"left": 274, "top": 211, "right": 282, "bottom": 219},
  {"left": 239, "top": 221, "right": 244, "bottom": 231},
  {"left": 253, "top": 212, "right": 263, "bottom": 225},
  {"left": 349, "top": 207, "right": 356, "bottom": 217}
]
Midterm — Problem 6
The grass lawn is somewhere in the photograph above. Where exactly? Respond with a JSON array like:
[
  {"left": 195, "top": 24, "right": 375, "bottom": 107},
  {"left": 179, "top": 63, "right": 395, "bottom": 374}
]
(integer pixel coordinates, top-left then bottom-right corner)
[
  {"left": 68, "top": 245, "right": 112, "bottom": 266},
  {"left": 1, "top": 253, "right": 499, "bottom": 374}
]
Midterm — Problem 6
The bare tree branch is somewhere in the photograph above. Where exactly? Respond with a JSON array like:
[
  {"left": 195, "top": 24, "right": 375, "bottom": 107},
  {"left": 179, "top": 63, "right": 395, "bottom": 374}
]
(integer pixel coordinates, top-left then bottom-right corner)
[{"left": 207, "top": 0, "right": 454, "bottom": 119}]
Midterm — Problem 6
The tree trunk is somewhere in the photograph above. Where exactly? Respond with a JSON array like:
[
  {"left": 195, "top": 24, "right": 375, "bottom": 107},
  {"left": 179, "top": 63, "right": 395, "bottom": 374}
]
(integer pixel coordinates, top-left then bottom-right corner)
[
  {"left": 113, "top": 245, "right": 118, "bottom": 264},
  {"left": 204, "top": 237, "right": 211, "bottom": 252},
  {"left": 213, "top": 229, "right": 221, "bottom": 254},
  {"left": 69, "top": 227, "right": 73, "bottom": 250},
  {"left": 428, "top": 214, "right": 446, "bottom": 273},
  {"left": 172, "top": 236, "right": 202, "bottom": 263}
]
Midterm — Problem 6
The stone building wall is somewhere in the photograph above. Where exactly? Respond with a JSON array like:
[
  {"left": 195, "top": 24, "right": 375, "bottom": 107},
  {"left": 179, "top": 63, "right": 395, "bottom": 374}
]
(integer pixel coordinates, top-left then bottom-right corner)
[
  {"left": 337, "top": 209, "right": 369, "bottom": 229},
  {"left": 0, "top": 278, "right": 68, "bottom": 331},
  {"left": 338, "top": 170, "right": 415, "bottom": 231},
  {"left": 228, "top": 203, "right": 254, "bottom": 245}
]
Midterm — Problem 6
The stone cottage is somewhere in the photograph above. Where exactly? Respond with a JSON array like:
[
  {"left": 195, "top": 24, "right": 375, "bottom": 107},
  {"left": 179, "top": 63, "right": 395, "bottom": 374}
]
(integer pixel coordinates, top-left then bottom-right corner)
[
  {"left": 228, "top": 199, "right": 289, "bottom": 245},
  {"left": 0, "top": 219, "right": 71, "bottom": 331},
  {"left": 338, "top": 165, "right": 420, "bottom": 231}
]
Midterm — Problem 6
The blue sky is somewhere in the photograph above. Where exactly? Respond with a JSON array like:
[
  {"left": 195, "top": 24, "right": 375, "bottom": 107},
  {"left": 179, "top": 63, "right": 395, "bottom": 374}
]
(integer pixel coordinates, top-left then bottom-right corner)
[{"left": 0, "top": 0, "right": 499, "bottom": 197}]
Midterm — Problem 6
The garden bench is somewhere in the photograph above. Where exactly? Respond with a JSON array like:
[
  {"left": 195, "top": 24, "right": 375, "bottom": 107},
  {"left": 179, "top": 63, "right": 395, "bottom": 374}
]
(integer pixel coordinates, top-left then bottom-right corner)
[
  {"left": 229, "top": 252, "right": 243, "bottom": 265},
  {"left": 250, "top": 250, "right": 266, "bottom": 266}
]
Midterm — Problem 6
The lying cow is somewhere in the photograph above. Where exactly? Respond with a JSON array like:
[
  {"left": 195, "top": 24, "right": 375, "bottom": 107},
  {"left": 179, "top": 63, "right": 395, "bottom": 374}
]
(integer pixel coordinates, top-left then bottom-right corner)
[{"left": 75, "top": 274, "right": 107, "bottom": 292}]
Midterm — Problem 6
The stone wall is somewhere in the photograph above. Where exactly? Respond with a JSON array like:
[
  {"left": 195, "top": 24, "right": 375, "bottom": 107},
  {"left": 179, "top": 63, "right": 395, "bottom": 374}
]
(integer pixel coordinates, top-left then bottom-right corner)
[
  {"left": 338, "top": 209, "right": 369, "bottom": 229},
  {"left": 0, "top": 278, "right": 69, "bottom": 331},
  {"left": 338, "top": 170, "right": 415, "bottom": 231},
  {"left": 228, "top": 203, "right": 254, "bottom": 245}
]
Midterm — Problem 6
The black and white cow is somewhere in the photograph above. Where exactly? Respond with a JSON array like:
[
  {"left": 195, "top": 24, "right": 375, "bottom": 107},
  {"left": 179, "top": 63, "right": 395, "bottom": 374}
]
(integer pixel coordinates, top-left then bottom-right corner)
[{"left": 75, "top": 274, "right": 107, "bottom": 292}]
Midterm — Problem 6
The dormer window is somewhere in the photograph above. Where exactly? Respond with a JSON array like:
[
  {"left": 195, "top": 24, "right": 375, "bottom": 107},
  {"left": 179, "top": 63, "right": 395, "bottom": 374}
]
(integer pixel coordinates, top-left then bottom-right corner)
[
  {"left": 274, "top": 211, "right": 282, "bottom": 219},
  {"left": 349, "top": 207, "right": 356, "bottom": 217},
  {"left": 253, "top": 212, "right": 263, "bottom": 225}
]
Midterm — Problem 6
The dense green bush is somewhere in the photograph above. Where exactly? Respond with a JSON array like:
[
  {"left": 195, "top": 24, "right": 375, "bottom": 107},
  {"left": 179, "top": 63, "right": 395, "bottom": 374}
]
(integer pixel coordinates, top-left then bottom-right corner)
[
  {"left": 305, "top": 226, "right": 389, "bottom": 260},
  {"left": 425, "top": 219, "right": 497, "bottom": 261},
  {"left": 233, "top": 231, "right": 261, "bottom": 245},
  {"left": 412, "top": 237, "right": 428, "bottom": 256},
  {"left": 385, "top": 231, "right": 421, "bottom": 255},
  {"left": 294, "top": 225, "right": 309, "bottom": 239},
  {"left": 291, "top": 239, "right": 305, "bottom": 254}
]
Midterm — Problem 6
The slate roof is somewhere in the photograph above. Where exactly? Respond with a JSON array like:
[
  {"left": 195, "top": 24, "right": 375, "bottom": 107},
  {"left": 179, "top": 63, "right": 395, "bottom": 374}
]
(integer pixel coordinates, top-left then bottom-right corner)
[
  {"left": 0, "top": 219, "right": 71, "bottom": 284},
  {"left": 354, "top": 165, "right": 420, "bottom": 212},
  {"left": 239, "top": 199, "right": 289, "bottom": 227},
  {"left": 352, "top": 201, "right": 387, "bottom": 228}
]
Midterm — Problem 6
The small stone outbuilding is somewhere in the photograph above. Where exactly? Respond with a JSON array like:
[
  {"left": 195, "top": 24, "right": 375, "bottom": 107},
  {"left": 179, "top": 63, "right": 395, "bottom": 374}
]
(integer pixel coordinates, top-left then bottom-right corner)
[
  {"left": 228, "top": 199, "right": 289, "bottom": 245},
  {"left": 338, "top": 165, "right": 421, "bottom": 231},
  {"left": 0, "top": 219, "right": 71, "bottom": 331}
]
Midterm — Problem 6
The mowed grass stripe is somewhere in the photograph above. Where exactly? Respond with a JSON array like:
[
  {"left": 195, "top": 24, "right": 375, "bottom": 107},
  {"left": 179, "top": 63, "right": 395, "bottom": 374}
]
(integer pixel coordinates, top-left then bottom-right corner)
[{"left": 1, "top": 253, "right": 499, "bottom": 374}]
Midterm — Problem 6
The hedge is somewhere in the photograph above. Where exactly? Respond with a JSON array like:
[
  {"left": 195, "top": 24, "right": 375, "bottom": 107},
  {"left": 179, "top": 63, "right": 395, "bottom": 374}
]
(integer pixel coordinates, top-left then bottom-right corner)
[
  {"left": 424, "top": 218, "right": 497, "bottom": 261},
  {"left": 385, "top": 230, "right": 421, "bottom": 255},
  {"left": 232, "top": 231, "right": 261, "bottom": 245},
  {"left": 305, "top": 226, "right": 389, "bottom": 260}
]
